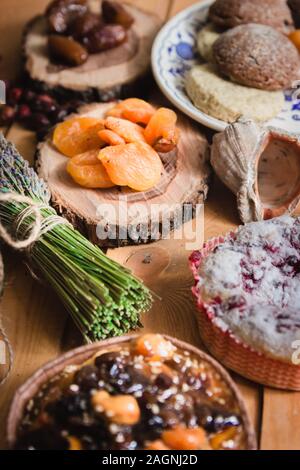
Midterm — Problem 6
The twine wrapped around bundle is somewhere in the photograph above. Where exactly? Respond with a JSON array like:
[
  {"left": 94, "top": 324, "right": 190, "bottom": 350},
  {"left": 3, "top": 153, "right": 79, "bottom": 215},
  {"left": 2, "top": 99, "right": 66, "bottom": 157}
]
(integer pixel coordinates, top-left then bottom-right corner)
[
  {"left": 0, "top": 134, "right": 151, "bottom": 344},
  {"left": 0, "top": 193, "right": 70, "bottom": 251}
]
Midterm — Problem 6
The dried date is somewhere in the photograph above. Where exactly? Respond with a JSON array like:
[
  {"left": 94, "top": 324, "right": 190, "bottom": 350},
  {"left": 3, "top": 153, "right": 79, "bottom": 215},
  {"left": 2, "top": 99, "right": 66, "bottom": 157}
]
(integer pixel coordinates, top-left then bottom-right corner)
[
  {"left": 83, "top": 24, "right": 127, "bottom": 53},
  {"left": 102, "top": 1, "right": 134, "bottom": 29},
  {"left": 48, "top": 35, "right": 89, "bottom": 66},
  {"left": 46, "top": 0, "right": 88, "bottom": 34},
  {"left": 70, "top": 12, "right": 102, "bottom": 38}
]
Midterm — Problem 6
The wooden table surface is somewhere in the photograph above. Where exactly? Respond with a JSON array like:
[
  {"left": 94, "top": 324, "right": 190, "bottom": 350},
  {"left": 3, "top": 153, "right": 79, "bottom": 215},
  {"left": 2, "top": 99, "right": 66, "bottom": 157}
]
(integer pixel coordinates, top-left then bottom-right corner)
[{"left": 0, "top": 0, "right": 299, "bottom": 451}]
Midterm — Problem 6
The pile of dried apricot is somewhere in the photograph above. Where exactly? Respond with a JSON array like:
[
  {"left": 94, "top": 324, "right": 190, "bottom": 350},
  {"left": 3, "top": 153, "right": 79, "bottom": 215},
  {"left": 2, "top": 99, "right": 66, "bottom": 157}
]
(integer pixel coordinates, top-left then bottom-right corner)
[{"left": 52, "top": 98, "right": 180, "bottom": 191}]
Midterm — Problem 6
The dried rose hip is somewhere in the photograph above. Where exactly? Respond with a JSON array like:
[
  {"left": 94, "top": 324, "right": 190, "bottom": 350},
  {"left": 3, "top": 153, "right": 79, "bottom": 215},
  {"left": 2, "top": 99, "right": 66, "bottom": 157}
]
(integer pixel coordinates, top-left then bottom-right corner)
[
  {"left": 83, "top": 24, "right": 127, "bottom": 53},
  {"left": 48, "top": 35, "right": 89, "bottom": 66},
  {"left": 0, "top": 105, "right": 16, "bottom": 125},
  {"left": 27, "top": 113, "right": 51, "bottom": 131},
  {"left": 8, "top": 87, "right": 23, "bottom": 105},
  {"left": 46, "top": 0, "right": 88, "bottom": 34},
  {"left": 102, "top": 1, "right": 134, "bottom": 29},
  {"left": 17, "top": 104, "right": 31, "bottom": 121},
  {"left": 70, "top": 12, "right": 102, "bottom": 38}
]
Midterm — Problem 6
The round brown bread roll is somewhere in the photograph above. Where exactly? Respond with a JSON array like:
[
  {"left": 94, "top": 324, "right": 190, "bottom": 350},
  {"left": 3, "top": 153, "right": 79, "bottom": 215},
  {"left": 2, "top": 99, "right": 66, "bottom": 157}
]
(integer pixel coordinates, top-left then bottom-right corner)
[
  {"left": 288, "top": 0, "right": 300, "bottom": 27},
  {"left": 213, "top": 24, "right": 300, "bottom": 91},
  {"left": 209, "top": 0, "right": 294, "bottom": 34}
]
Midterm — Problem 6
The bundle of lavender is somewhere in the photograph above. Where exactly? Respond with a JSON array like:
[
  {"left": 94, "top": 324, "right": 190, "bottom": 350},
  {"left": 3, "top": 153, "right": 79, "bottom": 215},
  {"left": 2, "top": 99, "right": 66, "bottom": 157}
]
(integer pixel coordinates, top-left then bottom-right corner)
[{"left": 0, "top": 135, "right": 151, "bottom": 342}]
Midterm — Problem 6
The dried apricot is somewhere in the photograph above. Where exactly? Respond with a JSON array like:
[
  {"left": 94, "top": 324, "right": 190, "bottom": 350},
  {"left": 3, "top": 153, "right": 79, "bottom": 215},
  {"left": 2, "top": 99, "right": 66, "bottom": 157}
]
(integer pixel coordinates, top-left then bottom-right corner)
[
  {"left": 67, "top": 436, "right": 82, "bottom": 451},
  {"left": 53, "top": 117, "right": 105, "bottom": 158},
  {"left": 289, "top": 30, "right": 300, "bottom": 52},
  {"left": 144, "top": 108, "right": 179, "bottom": 153},
  {"left": 106, "top": 98, "right": 156, "bottom": 125},
  {"left": 98, "top": 129, "right": 126, "bottom": 146},
  {"left": 162, "top": 428, "right": 210, "bottom": 451},
  {"left": 104, "top": 117, "right": 146, "bottom": 144},
  {"left": 92, "top": 391, "right": 140, "bottom": 425},
  {"left": 98, "top": 142, "right": 163, "bottom": 191},
  {"left": 67, "top": 149, "right": 115, "bottom": 189}
]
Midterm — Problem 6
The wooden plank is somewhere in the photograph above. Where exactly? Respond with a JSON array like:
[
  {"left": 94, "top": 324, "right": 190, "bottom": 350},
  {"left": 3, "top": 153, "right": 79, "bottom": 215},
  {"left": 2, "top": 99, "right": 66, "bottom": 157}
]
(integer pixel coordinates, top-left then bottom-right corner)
[
  {"left": 169, "top": 0, "right": 196, "bottom": 16},
  {"left": 124, "top": 0, "right": 171, "bottom": 20},
  {"left": 0, "top": 0, "right": 50, "bottom": 80},
  {"left": 108, "top": 171, "right": 262, "bottom": 441},
  {"left": 0, "top": 0, "right": 174, "bottom": 450},
  {"left": 0, "top": 0, "right": 271, "bottom": 451},
  {"left": 0, "top": 124, "right": 69, "bottom": 448},
  {"left": 109, "top": 217, "right": 206, "bottom": 347},
  {"left": 261, "top": 389, "right": 300, "bottom": 450},
  {"left": 165, "top": 0, "right": 261, "bottom": 444}
]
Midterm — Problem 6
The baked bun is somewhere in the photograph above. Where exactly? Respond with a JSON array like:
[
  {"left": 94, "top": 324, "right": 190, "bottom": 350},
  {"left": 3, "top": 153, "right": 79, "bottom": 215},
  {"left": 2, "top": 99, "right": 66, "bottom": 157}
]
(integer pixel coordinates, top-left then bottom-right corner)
[
  {"left": 213, "top": 24, "right": 299, "bottom": 91},
  {"left": 209, "top": 0, "right": 294, "bottom": 34}
]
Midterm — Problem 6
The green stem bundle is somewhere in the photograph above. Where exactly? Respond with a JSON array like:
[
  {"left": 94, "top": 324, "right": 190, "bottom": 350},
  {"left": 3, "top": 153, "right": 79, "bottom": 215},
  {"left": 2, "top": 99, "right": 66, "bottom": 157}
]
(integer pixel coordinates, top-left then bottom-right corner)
[{"left": 0, "top": 134, "right": 152, "bottom": 342}]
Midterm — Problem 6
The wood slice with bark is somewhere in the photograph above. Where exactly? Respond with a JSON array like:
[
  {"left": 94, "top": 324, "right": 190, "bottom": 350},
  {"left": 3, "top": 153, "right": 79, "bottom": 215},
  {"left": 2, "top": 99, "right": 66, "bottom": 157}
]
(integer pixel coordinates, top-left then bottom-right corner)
[
  {"left": 37, "top": 102, "right": 211, "bottom": 247},
  {"left": 23, "top": 0, "right": 161, "bottom": 101}
]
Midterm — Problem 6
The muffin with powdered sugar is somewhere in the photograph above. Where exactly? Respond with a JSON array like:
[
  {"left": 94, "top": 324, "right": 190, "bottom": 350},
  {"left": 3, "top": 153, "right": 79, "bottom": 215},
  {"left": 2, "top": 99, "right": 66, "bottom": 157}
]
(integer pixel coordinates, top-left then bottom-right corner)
[{"left": 190, "top": 216, "right": 300, "bottom": 390}]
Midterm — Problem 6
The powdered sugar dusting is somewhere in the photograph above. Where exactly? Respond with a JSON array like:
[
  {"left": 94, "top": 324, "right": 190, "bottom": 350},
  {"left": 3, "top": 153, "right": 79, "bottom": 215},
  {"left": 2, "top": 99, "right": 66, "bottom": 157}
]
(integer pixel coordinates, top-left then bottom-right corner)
[{"left": 198, "top": 216, "right": 300, "bottom": 361}]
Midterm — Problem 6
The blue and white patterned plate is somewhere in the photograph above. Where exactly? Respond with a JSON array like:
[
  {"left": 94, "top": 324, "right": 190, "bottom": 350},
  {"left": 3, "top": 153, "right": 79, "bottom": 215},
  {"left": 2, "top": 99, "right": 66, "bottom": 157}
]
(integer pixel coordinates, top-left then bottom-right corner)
[{"left": 151, "top": 0, "right": 300, "bottom": 133}]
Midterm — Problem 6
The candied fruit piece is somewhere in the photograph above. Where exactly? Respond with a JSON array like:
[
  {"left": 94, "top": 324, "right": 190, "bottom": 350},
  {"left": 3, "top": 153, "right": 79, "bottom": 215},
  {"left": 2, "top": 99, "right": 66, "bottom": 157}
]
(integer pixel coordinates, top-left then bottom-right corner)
[
  {"left": 144, "top": 107, "right": 179, "bottom": 153},
  {"left": 98, "top": 129, "right": 126, "bottom": 146},
  {"left": 67, "top": 149, "right": 115, "bottom": 188},
  {"left": 92, "top": 391, "right": 140, "bottom": 425},
  {"left": 104, "top": 116, "right": 146, "bottom": 143},
  {"left": 145, "top": 440, "right": 171, "bottom": 451},
  {"left": 67, "top": 436, "right": 82, "bottom": 451},
  {"left": 98, "top": 142, "right": 163, "bottom": 191},
  {"left": 53, "top": 117, "right": 105, "bottom": 157},
  {"left": 132, "top": 334, "right": 176, "bottom": 361},
  {"left": 210, "top": 426, "right": 238, "bottom": 450},
  {"left": 162, "top": 427, "right": 211, "bottom": 451},
  {"left": 106, "top": 99, "right": 156, "bottom": 125}
]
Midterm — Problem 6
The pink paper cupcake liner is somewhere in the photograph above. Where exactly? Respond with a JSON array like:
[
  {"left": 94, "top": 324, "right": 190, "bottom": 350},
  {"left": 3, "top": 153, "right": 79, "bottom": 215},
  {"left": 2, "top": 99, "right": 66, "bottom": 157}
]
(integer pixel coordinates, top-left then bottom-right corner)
[{"left": 190, "top": 236, "right": 300, "bottom": 391}]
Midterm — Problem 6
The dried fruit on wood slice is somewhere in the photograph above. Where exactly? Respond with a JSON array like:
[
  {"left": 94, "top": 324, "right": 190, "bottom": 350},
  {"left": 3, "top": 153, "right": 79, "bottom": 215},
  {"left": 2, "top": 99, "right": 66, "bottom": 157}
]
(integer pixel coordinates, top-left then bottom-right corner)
[
  {"left": 53, "top": 117, "right": 105, "bottom": 157},
  {"left": 24, "top": 4, "right": 162, "bottom": 99},
  {"left": 67, "top": 149, "right": 115, "bottom": 189},
  {"left": 104, "top": 117, "right": 146, "bottom": 143},
  {"left": 98, "top": 129, "right": 126, "bottom": 146},
  {"left": 98, "top": 142, "right": 163, "bottom": 191},
  {"left": 106, "top": 98, "right": 155, "bottom": 125},
  {"left": 144, "top": 108, "right": 179, "bottom": 153}
]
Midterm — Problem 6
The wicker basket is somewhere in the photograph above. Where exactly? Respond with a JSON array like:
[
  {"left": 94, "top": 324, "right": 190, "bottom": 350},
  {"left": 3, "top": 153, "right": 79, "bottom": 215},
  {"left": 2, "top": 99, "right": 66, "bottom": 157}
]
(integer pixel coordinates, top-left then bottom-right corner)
[
  {"left": 190, "top": 236, "right": 300, "bottom": 391},
  {"left": 7, "top": 334, "right": 257, "bottom": 449}
]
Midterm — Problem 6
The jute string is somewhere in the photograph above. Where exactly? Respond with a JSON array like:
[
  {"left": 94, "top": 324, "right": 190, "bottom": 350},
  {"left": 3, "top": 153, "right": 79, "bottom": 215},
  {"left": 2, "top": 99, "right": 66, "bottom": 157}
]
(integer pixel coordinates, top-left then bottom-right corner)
[{"left": 0, "top": 192, "right": 71, "bottom": 385}]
